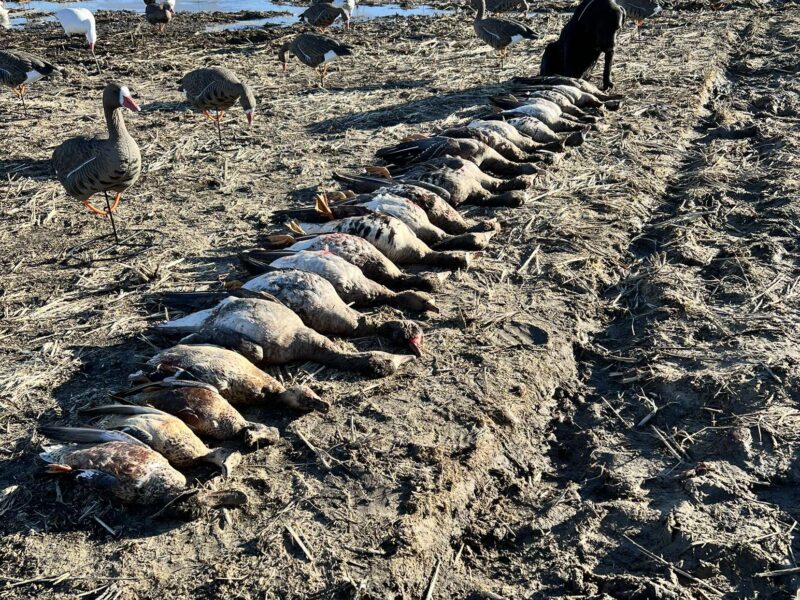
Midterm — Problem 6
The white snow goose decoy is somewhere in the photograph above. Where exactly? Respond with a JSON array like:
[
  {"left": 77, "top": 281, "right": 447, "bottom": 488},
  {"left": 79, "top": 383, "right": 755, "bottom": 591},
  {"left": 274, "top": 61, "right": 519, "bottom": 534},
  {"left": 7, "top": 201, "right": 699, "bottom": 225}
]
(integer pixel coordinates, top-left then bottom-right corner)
[
  {"left": 0, "top": 50, "right": 63, "bottom": 116},
  {"left": 179, "top": 67, "right": 255, "bottom": 144},
  {"left": 472, "top": 0, "right": 536, "bottom": 67},
  {"left": 52, "top": 82, "right": 141, "bottom": 242},
  {"left": 55, "top": 8, "right": 100, "bottom": 73},
  {"left": 278, "top": 33, "right": 353, "bottom": 88}
]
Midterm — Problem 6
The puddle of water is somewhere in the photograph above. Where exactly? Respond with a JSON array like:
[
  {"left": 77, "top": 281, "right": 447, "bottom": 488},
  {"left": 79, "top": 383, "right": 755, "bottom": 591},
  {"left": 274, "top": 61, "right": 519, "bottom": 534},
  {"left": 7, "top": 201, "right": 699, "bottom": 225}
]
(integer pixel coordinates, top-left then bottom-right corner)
[{"left": 4, "top": 0, "right": 450, "bottom": 30}]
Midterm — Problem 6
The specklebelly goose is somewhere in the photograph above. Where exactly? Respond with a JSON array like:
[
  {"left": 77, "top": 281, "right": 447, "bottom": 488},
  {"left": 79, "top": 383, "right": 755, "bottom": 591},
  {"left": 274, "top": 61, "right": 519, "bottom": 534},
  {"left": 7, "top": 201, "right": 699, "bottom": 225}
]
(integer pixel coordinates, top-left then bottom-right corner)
[
  {"left": 511, "top": 83, "right": 609, "bottom": 110},
  {"left": 300, "top": 3, "right": 350, "bottom": 30},
  {"left": 512, "top": 75, "right": 624, "bottom": 102},
  {"left": 55, "top": 8, "right": 100, "bottom": 72},
  {"left": 489, "top": 94, "right": 592, "bottom": 124},
  {"left": 0, "top": 50, "right": 63, "bottom": 116},
  {"left": 468, "top": 118, "right": 561, "bottom": 147},
  {"left": 501, "top": 89, "right": 599, "bottom": 120},
  {"left": 158, "top": 297, "right": 415, "bottom": 378},
  {"left": 38, "top": 427, "right": 247, "bottom": 514},
  {"left": 52, "top": 82, "right": 141, "bottom": 242},
  {"left": 486, "top": 97, "right": 587, "bottom": 132},
  {"left": 133, "top": 344, "right": 327, "bottom": 412},
  {"left": 376, "top": 135, "right": 541, "bottom": 176},
  {"left": 180, "top": 67, "right": 256, "bottom": 144},
  {"left": 287, "top": 212, "right": 473, "bottom": 269},
  {"left": 278, "top": 33, "right": 353, "bottom": 88},
  {"left": 472, "top": 0, "right": 536, "bottom": 66},
  {"left": 438, "top": 125, "right": 562, "bottom": 162},
  {"left": 78, "top": 405, "right": 241, "bottom": 477},
  {"left": 254, "top": 232, "right": 438, "bottom": 291},
  {"left": 616, "top": 0, "right": 662, "bottom": 27},
  {"left": 250, "top": 250, "right": 439, "bottom": 313},
  {"left": 144, "top": 0, "right": 175, "bottom": 32},
  {"left": 115, "top": 380, "right": 281, "bottom": 445}
]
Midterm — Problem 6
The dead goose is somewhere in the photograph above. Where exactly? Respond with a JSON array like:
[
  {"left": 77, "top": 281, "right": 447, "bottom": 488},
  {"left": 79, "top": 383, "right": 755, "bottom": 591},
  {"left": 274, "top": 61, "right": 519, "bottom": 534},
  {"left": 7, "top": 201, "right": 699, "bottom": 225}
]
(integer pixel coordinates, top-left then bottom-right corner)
[
  {"left": 132, "top": 344, "right": 327, "bottom": 412},
  {"left": 158, "top": 270, "right": 426, "bottom": 356},
  {"left": 472, "top": 0, "right": 536, "bottom": 66},
  {"left": 299, "top": 3, "right": 350, "bottom": 30},
  {"left": 115, "top": 380, "right": 281, "bottom": 444},
  {"left": 511, "top": 83, "right": 609, "bottom": 109},
  {"left": 331, "top": 178, "right": 472, "bottom": 235},
  {"left": 437, "top": 125, "right": 563, "bottom": 162},
  {"left": 158, "top": 297, "right": 415, "bottom": 378},
  {"left": 254, "top": 232, "right": 438, "bottom": 291},
  {"left": 52, "top": 82, "right": 141, "bottom": 242},
  {"left": 468, "top": 118, "right": 562, "bottom": 147},
  {"left": 38, "top": 427, "right": 246, "bottom": 514},
  {"left": 512, "top": 75, "right": 624, "bottom": 102},
  {"left": 287, "top": 211, "right": 473, "bottom": 268},
  {"left": 502, "top": 89, "right": 600, "bottom": 120},
  {"left": 179, "top": 67, "right": 255, "bottom": 144},
  {"left": 278, "top": 33, "right": 353, "bottom": 88},
  {"left": 78, "top": 405, "right": 241, "bottom": 477},
  {"left": 487, "top": 97, "right": 587, "bottom": 132},
  {"left": 249, "top": 250, "right": 439, "bottom": 313},
  {"left": 0, "top": 50, "right": 63, "bottom": 116},
  {"left": 144, "top": 0, "right": 175, "bottom": 32},
  {"left": 490, "top": 94, "right": 593, "bottom": 124},
  {"left": 376, "top": 135, "right": 542, "bottom": 176}
]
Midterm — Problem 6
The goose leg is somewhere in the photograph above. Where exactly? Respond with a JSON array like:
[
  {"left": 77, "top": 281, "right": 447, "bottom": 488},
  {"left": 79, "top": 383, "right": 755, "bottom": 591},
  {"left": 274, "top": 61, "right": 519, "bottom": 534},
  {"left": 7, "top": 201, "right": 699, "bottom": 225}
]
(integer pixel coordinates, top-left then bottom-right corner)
[
  {"left": 104, "top": 191, "right": 120, "bottom": 243},
  {"left": 215, "top": 109, "right": 223, "bottom": 145},
  {"left": 15, "top": 85, "right": 27, "bottom": 117}
]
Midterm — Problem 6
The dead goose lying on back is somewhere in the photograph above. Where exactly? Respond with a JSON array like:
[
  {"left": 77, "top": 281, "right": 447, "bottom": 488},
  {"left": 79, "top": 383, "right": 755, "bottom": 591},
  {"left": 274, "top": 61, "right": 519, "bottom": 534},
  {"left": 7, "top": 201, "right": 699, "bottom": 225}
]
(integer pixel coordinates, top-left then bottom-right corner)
[
  {"left": 472, "top": 0, "right": 536, "bottom": 66},
  {"left": 157, "top": 296, "right": 416, "bottom": 378},
  {"left": 133, "top": 343, "right": 327, "bottom": 411},
  {"left": 278, "top": 33, "right": 353, "bottom": 87},
  {"left": 179, "top": 66, "right": 255, "bottom": 143},
  {"left": 52, "top": 82, "right": 141, "bottom": 242},
  {"left": 300, "top": 3, "right": 350, "bottom": 30},
  {"left": 0, "top": 50, "right": 63, "bottom": 116}
]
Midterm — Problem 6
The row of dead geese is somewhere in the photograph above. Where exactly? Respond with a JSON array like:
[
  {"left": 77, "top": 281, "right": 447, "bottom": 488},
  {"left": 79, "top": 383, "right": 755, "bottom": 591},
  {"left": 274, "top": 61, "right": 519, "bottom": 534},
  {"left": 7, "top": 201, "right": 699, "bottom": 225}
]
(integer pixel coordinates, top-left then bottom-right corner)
[{"left": 33, "top": 73, "right": 622, "bottom": 517}]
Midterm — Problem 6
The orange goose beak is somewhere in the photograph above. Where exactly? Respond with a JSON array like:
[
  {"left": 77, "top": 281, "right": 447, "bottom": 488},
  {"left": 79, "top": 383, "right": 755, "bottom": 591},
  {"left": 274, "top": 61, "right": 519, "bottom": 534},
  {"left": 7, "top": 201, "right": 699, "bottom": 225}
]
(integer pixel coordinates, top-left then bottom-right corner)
[{"left": 122, "top": 94, "right": 141, "bottom": 112}]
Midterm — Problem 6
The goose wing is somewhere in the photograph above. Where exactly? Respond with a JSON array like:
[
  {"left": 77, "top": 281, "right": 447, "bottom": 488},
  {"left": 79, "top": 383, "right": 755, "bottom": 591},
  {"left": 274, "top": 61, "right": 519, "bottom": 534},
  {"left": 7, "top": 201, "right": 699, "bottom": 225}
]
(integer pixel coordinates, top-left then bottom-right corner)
[
  {"left": 0, "top": 50, "right": 60, "bottom": 87},
  {"left": 616, "top": 0, "right": 661, "bottom": 19},
  {"left": 292, "top": 33, "right": 352, "bottom": 67},
  {"left": 376, "top": 137, "right": 455, "bottom": 166},
  {"left": 180, "top": 68, "right": 240, "bottom": 109},
  {"left": 474, "top": 18, "right": 534, "bottom": 48}
]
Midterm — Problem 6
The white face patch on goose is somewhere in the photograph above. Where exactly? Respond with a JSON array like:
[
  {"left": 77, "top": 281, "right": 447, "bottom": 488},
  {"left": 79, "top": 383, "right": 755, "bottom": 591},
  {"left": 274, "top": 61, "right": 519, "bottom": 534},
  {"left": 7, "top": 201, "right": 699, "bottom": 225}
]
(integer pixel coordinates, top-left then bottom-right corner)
[{"left": 119, "top": 85, "right": 131, "bottom": 107}]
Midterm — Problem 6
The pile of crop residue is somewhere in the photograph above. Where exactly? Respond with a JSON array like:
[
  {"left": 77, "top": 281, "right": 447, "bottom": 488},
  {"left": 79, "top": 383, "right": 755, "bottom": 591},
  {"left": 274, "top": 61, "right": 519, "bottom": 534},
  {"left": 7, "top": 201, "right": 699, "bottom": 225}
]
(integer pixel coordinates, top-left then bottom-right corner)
[{"left": 1, "top": 2, "right": 798, "bottom": 598}]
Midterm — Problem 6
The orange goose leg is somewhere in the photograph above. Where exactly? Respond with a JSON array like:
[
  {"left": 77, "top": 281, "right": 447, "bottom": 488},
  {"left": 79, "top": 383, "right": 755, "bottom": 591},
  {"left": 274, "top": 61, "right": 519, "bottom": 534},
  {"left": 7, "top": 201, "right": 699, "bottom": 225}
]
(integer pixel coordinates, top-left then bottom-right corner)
[
  {"left": 83, "top": 192, "right": 121, "bottom": 243},
  {"left": 14, "top": 85, "right": 27, "bottom": 117}
]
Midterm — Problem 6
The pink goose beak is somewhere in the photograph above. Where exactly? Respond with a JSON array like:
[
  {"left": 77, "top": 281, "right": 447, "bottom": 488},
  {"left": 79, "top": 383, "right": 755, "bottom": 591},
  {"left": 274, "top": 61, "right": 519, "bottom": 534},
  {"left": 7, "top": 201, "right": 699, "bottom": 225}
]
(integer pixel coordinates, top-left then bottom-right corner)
[{"left": 122, "top": 95, "right": 141, "bottom": 112}]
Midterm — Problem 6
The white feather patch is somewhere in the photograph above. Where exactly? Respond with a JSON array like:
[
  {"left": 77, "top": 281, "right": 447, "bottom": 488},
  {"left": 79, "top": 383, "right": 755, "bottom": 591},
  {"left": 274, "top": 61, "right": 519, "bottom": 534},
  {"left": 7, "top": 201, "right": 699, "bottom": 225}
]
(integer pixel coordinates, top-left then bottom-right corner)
[{"left": 322, "top": 50, "right": 338, "bottom": 64}]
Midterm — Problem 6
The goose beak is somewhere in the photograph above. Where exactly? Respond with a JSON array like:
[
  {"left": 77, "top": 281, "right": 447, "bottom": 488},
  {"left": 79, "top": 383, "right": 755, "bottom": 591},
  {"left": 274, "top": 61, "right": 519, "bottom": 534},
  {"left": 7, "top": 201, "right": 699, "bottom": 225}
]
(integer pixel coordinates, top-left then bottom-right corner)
[
  {"left": 122, "top": 94, "right": 141, "bottom": 112},
  {"left": 409, "top": 335, "right": 424, "bottom": 357}
]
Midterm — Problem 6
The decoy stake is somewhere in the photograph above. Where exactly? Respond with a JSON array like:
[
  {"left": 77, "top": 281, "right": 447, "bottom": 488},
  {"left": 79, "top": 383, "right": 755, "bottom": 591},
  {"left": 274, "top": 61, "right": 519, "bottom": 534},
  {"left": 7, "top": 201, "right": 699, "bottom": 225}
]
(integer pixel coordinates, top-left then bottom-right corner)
[{"left": 103, "top": 191, "right": 120, "bottom": 243}]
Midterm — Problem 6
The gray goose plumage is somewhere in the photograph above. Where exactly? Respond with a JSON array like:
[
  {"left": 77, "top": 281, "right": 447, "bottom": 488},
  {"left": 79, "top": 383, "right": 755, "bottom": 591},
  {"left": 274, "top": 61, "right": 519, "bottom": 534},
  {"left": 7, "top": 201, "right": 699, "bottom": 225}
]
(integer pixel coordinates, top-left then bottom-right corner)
[
  {"left": 52, "top": 82, "right": 141, "bottom": 241},
  {"left": 179, "top": 66, "right": 256, "bottom": 143},
  {"left": 472, "top": 0, "right": 536, "bottom": 66},
  {"left": 278, "top": 33, "right": 353, "bottom": 87},
  {"left": 616, "top": 0, "right": 662, "bottom": 27},
  {"left": 0, "top": 50, "right": 63, "bottom": 116},
  {"left": 299, "top": 3, "right": 350, "bottom": 30},
  {"left": 485, "top": 0, "right": 531, "bottom": 18},
  {"left": 144, "top": 0, "right": 175, "bottom": 32}
]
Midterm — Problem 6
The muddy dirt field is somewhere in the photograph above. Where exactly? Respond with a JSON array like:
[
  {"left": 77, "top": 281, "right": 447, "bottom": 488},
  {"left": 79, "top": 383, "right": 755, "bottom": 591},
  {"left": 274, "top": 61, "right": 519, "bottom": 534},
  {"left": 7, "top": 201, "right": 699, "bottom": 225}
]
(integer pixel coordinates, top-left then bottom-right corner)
[{"left": 1, "top": 1, "right": 799, "bottom": 598}]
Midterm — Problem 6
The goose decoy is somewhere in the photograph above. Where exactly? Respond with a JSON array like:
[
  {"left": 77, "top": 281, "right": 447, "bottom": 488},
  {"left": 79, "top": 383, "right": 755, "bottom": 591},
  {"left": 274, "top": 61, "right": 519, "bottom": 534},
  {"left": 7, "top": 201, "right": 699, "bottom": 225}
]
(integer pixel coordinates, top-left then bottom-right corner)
[
  {"left": 299, "top": 3, "right": 350, "bottom": 30},
  {"left": 78, "top": 405, "right": 241, "bottom": 477},
  {"left": 38, "top": 427, "right": 247, "bottom": 514},
  {"left": 0, "top": 2, "right": 10, "bottom": 29},
  {"left": 287, "top": 211, "right": 472, "bottom": 269},
  {"left": 55, "top": 8, "right": 100, "bottom": 73},
  {"left": 179, "top": 67, "right": 255, "bottom": 144},
  {"left": 133, "top": 344, "right": 328, "bottom": 411},
  {"left": 0, "top": 50, "right": 63, "bottom": 116},
  {"left": 616, "top": 0, "right": 661, "bottom": 28},
  {"left": 485, "top": 0, "right": 530, "bottom": 17},
  {"left": 160, "top": 271, "right": 426, "bottom": 356},
  {"left": 376, "top": 136, "right": 542, "bottom": 177},
  {"left": 255, "top": 232, "right": 438, "bottom": 291},
  {"left": 278, "top": 33, "right": 352, "bottom": 88},
  {"left": 157, "top": 297, "right": 416, "bottom": 378},
  {"left": 52, "top": 82, "right": 141, "bottom": 242},
  {"left": 312, "top": 0, "right": 356, "bottom": 14},
  {"left": 114, "top": 380, "right": 281, "bottom": 445},
  {"left": 249, "top": 250, "right": 439, "bottom": 313},
  {"left": 144, "top": 0, "right": 175, "bottom": 33},
  {"left": 471, "top": 0, "right": 536, "bottom": 67}
]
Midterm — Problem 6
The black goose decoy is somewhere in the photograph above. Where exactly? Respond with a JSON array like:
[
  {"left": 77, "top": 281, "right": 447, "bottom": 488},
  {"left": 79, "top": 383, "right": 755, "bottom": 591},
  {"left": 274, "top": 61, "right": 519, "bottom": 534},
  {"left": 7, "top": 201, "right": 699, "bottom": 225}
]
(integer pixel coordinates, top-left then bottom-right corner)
[
  {"left": 472, "top": 0, "right": 536, "bottom": 67},
  {"left": 299, "top": 3, "right": 350, "bottom": 30},
  {"left": 144, "top": 0, "right": 175, "bottom": 33},
  {"left": 278, "top": 33, "right": 353, "bottom": 88},
  {"left": 179, "top": 67, "right": 256, "bottom": 144},
  {"left": 486, "top": 0, "right": 530, "bottom": 18},
  {"left": 52, "top": 82, "right": 141, "bottom": 242},
  {"left": 0, "top": 50, "right": 63, "bottom": 116}
]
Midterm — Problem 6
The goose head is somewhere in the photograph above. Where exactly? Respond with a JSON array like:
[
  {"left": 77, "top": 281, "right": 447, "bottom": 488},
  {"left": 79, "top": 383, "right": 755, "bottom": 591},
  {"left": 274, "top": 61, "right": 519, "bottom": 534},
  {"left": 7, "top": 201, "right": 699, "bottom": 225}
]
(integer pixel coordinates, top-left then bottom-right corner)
[
  {"left": 104, "top": 82, "right": 141, "bottom": 112},
  {"left": 86, "top": 23, "right": 97, "bottom": 50},
  {"left": 275, "top": 384, "right": 330, "bottom": 413},
  {"left": 386, "top": 320, "right": 425, "bottom": 356}
]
